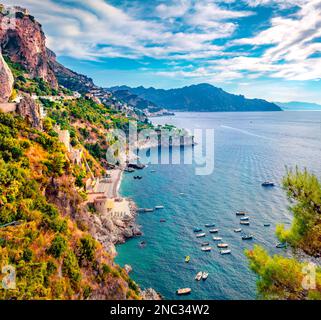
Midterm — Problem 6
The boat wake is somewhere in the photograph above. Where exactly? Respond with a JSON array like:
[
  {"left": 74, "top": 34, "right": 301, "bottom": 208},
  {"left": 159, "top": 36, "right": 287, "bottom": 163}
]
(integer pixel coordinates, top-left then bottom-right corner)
[{"left": 220, "top": 125, "right": 274, "bottom": 141}]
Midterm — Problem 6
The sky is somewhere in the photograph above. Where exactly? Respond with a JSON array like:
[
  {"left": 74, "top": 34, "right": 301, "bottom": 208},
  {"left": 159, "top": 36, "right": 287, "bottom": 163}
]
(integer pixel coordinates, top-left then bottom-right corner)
[{"left": 3, "top": 0, "right": 321, "bottom": 103}]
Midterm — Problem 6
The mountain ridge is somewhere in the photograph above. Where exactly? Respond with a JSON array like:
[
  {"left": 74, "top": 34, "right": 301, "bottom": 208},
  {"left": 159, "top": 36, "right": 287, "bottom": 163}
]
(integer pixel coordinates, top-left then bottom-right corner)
[{"left": 108, "top": 83, "right": 282, "bottom": 112}]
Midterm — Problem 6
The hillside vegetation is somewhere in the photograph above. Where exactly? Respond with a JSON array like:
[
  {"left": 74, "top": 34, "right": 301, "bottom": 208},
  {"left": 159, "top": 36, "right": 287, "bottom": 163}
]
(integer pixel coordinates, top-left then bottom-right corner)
[{"left": 246, "top": 169, "right": 321, "bottom": 300}]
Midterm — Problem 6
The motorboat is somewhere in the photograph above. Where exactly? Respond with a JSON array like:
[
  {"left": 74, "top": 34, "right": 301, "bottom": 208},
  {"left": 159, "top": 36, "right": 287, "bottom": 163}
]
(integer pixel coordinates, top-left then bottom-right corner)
[
  {"left": 220, "top": 249, "right": 231, "bottom": 255},
  {"left": 177, "top": 288, "right": 191, "bottom": 295},
  {"left": 217, "top": 243, "right": 229, "bottom": 248},
  {"left": 262, "top": 181, "right": 275, "bottom": 187},
  {"left": 155, "top": 206, "right": 164, "bottom": 210},
  {"left": 209, "top": 229, "right": 219, "bottom": 233},
  {"left": 201, "top": 246, "right": 212, "bottom": 252},
  {"left": 202, "top": 272, "right": 209, "bottom": 280},
  {"left": 242, "top": 235, "right": 253, "bottom": 240},
  {"left": 196, "top": 233, "right": 206, "bottom": 238},
  {"left": 234, "top": 228, "right": 242, "bottom": 233},
  {"left": 240, "top": 221, "right": 250, "bottom": 226},
  {"left": 195, "top": 272, "right": 203, "bottom": 281},
  {"left": 213, "top": 237, "right": 222, "bottom": 241}
]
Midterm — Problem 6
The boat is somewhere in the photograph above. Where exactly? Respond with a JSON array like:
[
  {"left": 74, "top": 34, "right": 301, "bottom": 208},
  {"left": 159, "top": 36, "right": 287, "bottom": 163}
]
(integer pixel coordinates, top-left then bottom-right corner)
[
  {"left": 144, "top": 208, "right": 154, "bottom": 213},
  {"left": 139, "top": 241, "right": 146, "bottom": 248},
  {"left": 195, "top": 272, "right": 203, "bottom": 281},
  {"left": 213, "top": 237, "right": 222, "bottom": 241},
  {"left": 150, "top": 170, "right": 156, "bottom": 173},
  {"left": 201, "top": 242, "right": 210, "bottom": 246},
  {"left": 133, "top": 176, "right": 143, "bottom": 180},
  {"left": 124, "top": 167, "right": 135, "bottom": 173},
  {"left": 264, "top": 223, "right": 271, "bottom": 227},
  {"left": 155, "top": 206, "right": 164, "bottom": 210},
  {"left": 137, "top": 208, "right": 146, "bottom": 213},
  {"left": 217, "top": 243, "right": 229, "bottom": 248},
  {"left": 242, "top": 235, "right": 253, "bottom": 240},
  {"left": 177, "top": 288, "right": 191, "bottom": 296},
  {"left": 240, "top": 221, "right": 250, "bottom": 226},
  {"left": 193, "top": 228, "right": 202, "bottom": 233},
  {"left": 205, "top": 223, "right": 216, "bottom": 228},
  {"left": 160, "top": 219, "right": 166, "bottom": 223},
  {"left": 220, "top": 249, "right": 231, "bottom": 255},
  {"left": 202, "top": 272, "right": 209, "bottom": 280},
  {"left": 240, "top": 216, "right": 249, "bottom": 221},
  {"left": 276, "top": 242, "right": 287, "bottom": 249},
  {"left": 185, "top": 256, "right": 190, "bottom": 263},
  {"left": 196, "top": 233, "right": 206, "bottom": 238},
  {"left": 262, "top": 181, "right": 275, "bottom": 187},
  {"left": 201, "top": 246, "right": 212, "bottom": 252},
  {"left": 209, "top": 228, "right": 219, "bottom": 233},
  {"left": 236, "top": 211, "right": 247, "bottom": 216},
  {"left": 234, "top": 228, "right": 242, "bottom": 233}
]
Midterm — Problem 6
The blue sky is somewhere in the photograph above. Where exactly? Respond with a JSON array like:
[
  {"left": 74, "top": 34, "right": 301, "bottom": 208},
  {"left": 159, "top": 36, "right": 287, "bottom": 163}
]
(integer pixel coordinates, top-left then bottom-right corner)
[{"left": 4, "top": 0, "right": 321, "bottom": 102}]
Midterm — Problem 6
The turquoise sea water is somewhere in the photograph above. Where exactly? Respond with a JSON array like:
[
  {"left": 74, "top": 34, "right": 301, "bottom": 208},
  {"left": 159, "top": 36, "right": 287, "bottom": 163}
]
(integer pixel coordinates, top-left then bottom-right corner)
[{"left": 116, "top": 112, "right": 321, "bottom": 300}]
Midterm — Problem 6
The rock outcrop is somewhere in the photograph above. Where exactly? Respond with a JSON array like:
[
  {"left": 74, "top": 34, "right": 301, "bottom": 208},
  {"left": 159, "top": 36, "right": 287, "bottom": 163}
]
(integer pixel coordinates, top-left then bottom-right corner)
[
  {"left": 0, "top": 7, "right": 58, "bottom": 88},
  {"left": 16, "top": 95, "right": 42, "bottom": 129},
  {"left": 0, "top": 50, "right": 13, "bottom": 102}
]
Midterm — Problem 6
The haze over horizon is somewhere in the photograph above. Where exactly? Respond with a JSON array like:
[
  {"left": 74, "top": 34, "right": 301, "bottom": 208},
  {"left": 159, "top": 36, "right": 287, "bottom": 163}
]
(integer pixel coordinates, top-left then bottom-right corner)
[{"left": 3, "top": 0, "right": 321, "bottom": 104}]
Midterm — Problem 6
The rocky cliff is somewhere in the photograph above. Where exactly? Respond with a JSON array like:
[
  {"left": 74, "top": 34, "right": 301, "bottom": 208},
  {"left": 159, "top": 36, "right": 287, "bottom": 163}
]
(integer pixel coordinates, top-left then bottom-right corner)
[
  {"left": 0, "top": 49, "right": 13, "bottom": 102},
  {"left": 0, "top": 6, "right": 57, "bottom": 88}
]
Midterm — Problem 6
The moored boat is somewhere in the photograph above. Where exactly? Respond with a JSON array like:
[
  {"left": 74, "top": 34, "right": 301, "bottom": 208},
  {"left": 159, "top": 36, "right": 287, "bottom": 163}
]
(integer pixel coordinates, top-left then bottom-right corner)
[
  {"left": 264, "top": 223, "right": 271, "bottom": 227},
  {"left": 209, "top": 228, "right": 219, "bottom": 233},
  {"left": 220, "top": 249, "right": 231, "bottom": 255},
  {"left": 155, "top": 206, "right": 164, "bottom": 210},
  {"left": 217, "top": 243, "right": 229, "bottom": 248},
  {"left": 240, "top": 216, "right": 249, "bottom": 221},
  {"left": 213, "top": 237, "right": 222, "bottom": 241},
  {"left": 201, "top": 242, "right": 210, "bottom": 246},
  {"left": 262, "top": 181, "right": 275, "bottom": 187},
  {"left": 160, "top": 219, "right": 166, "bottom": 223},
  {"left": 195, "top": 272, "right": 203, "bottom": 281},
  {"left": 201, "top": 246, "right": 212, "bottom": 252},
  {"left": 202, "top": 272, "right": 209, "bottom": 280},
  {"left": 205, "top": 223, "right": 216, "bottom": 228},
  {"left": 193, "top": 228, "right": 202, "bottom": 233},
  {"left": 185, "top": 256, "right": 190, "bottom": 263},
  {"left": 242, "top": 234, "right": 253, "bottom": 240},
  {"left": 234, "top": 228, "right": 242, "bottom": 233},
  {"left": 196, "top": 233, "right": 206, "bottom": 238},
  {"left": 144, "top": 208, "right": 154, "bottom": 213},
  {"left": 236, "top": 211, "right": 247, "bottom": 216},
  {"left": 240, "top": 221, "right": 250, "bottom": 226},
  {"left": 276, "top": 242, "right": 287, "bottom": 249},
  {"left": 177, "top": 288, "right": 191, "bottom": 295}
]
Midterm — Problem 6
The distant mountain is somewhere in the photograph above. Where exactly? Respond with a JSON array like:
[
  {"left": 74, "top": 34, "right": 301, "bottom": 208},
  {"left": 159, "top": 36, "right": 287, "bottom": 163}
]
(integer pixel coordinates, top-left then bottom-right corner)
[
  {"left": 110, "top": 89, "right": 161, "bottom": 111},
  {"left": 275, "top": 101, "right": 321, "bottom": 111},
  {"left": 108, "top": 83, "right": 281, "bottom": 112}
]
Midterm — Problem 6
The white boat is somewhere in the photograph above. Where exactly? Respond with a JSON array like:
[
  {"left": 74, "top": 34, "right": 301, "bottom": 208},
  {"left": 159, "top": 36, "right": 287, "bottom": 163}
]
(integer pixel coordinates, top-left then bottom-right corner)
[
  {"left": 202, "top": 272, "right": 209, "bottom": 280},
  {"left": 195, "top": 272, "right": 203, "bottom": 281},
  {"left": 236, "top": 211, "right": 247, "bottom": 216},
  {"left": 177, "top": 288, "right": 192, "bottom": 295},
  {"left": 240, "top": 221, "right": 250, "bottom": 226},
  {"left": 155, "top": 206, "right": 164, "bottom": 210},
  {"left": 217, "top": 243, "right": 229, "bottom": 248},
  {"left": 201, "top": 246, "right": 212, "bottom": 252},
  {"left": 144, "top": 208, "right": 154, "bottom": 213},
  {"left": 209, "top": 229, "right": 219, "bottom": 233},
  {"left": 196, "top": 233, "right": 206, "bottom": 238},
  {"left": 240, "top": 216, "right": 249, "bottom": 221},
  {"left": 234, "top": 228, "right": 242, "bottom": 233},
  {"left": 220, "top": 249, "right": 231, "bottom": 255},
  {"left": 213, "top": 237, "right": 222, "bottom": 241}
]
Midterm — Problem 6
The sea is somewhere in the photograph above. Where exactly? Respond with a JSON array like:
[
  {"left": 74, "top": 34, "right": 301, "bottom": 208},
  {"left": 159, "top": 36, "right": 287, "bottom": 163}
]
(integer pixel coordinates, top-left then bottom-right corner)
[{"left": 115, "top": 111, "right": 321, "bottom": 300}]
